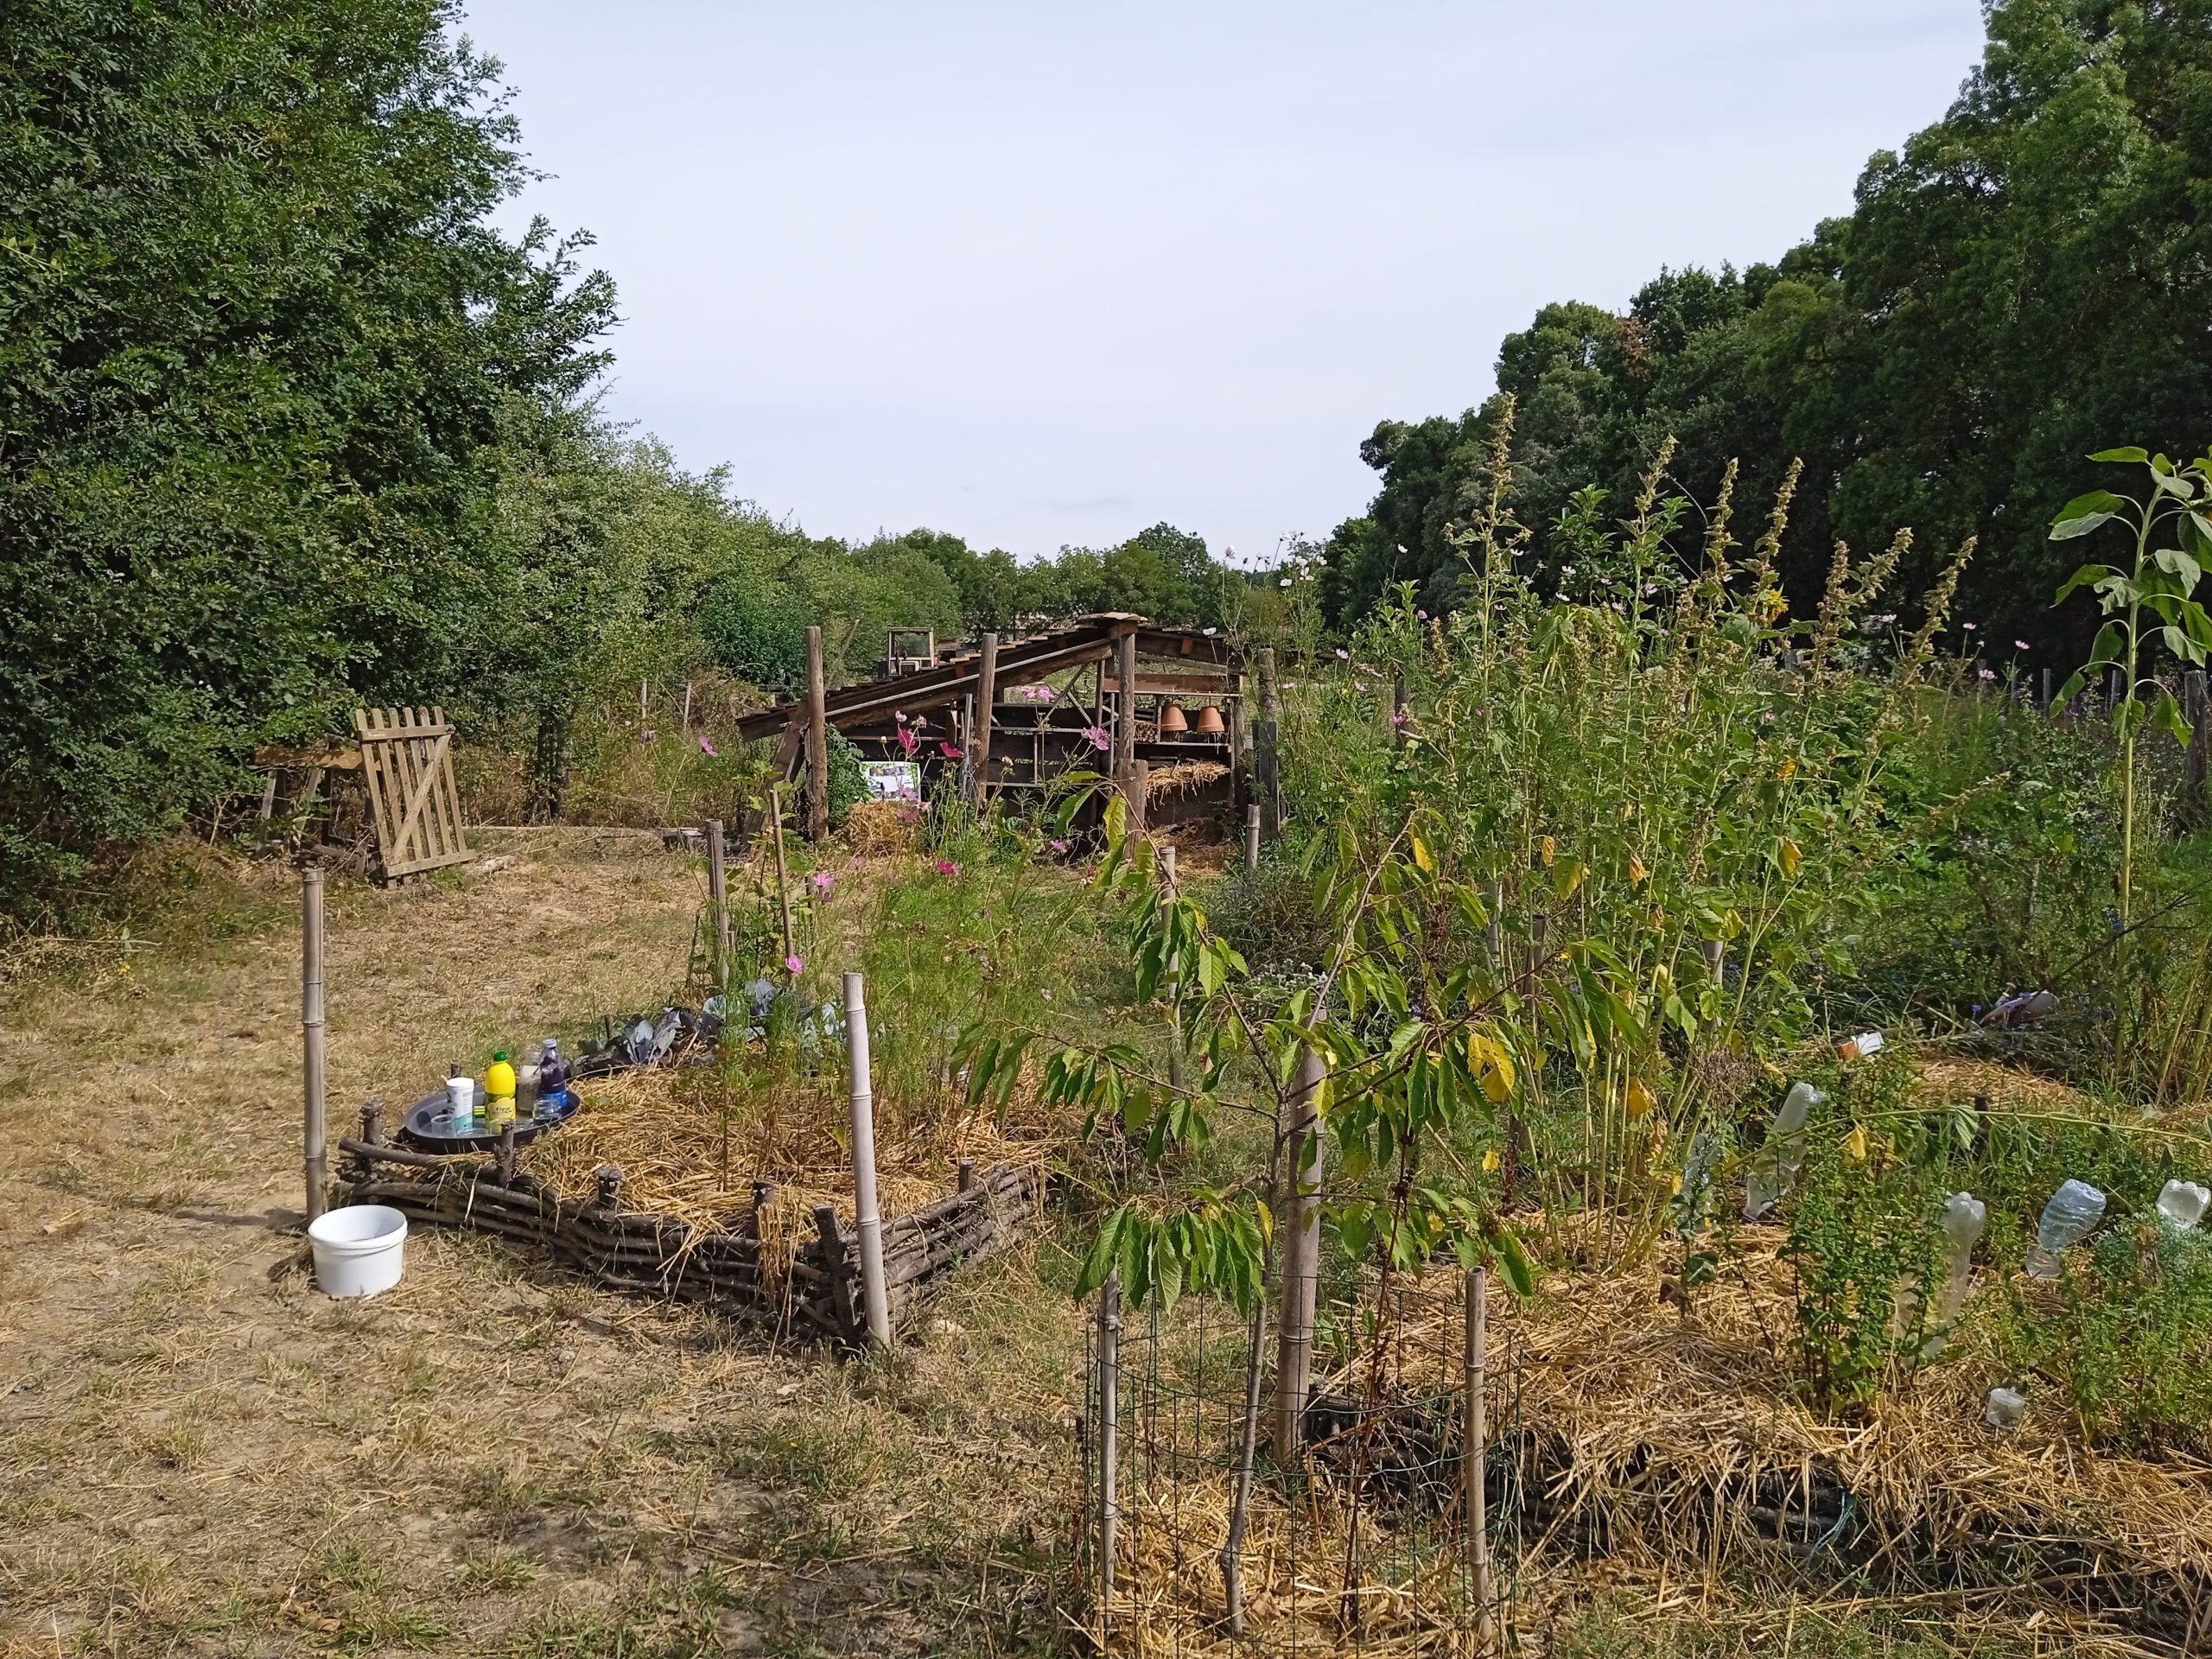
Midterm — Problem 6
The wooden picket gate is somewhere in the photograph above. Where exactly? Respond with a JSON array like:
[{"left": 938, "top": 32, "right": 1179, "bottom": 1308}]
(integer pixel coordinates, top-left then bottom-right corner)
[{"left": 354, "top": 706, "right": 474, "bottom": 883}]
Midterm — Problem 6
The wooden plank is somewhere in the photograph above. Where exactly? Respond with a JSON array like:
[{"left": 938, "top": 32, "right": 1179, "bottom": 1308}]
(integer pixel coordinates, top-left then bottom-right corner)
[{"left": 1131, "top": 671, "right": 1234, "bottom": 695}]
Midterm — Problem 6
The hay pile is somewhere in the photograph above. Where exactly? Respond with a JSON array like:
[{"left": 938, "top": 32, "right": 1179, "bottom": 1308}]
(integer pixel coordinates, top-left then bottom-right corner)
[
  {"left": 1098, "top": 1242, "right": 2212, "bottom": 1656},
  {"left": 842, "top": 799, "right": 918, "bottom": 855},
  {"left": 517, "top": 1064, "right": 1049, "bottom": 1262},
  {"left": 1144, "top": 759, "right": 1230, "bottom": 800}
]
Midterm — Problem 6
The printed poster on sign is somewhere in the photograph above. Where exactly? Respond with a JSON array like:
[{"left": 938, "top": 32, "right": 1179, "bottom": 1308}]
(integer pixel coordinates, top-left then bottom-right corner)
[{"left": 861, "top": 760, "right": 921, "bottom": 802}]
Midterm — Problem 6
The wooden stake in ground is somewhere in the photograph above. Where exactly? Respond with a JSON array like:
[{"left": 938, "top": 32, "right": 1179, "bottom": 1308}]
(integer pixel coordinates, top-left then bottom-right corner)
[
  {"left": 1113, "top": 627, "right": 1138, "bottom": 785},
  {"left": 1097, "top": 1273, "right": 1122, "bottom": 1620},
  {"left": 1465, "top": 1263, "right": 1496, "bottom": 1655},
  {"left": 1258, "top": 646, "right": 1281, "bottom": 835},
  {"left": 705, "top": 817, "right": 731, "bottom": 996},
  {"left": 1245, "top": 802, "right": 1260, "bottom": 874},
  {"left": 1125, "top": 758, "right": 1148, "bottom": 833},
  {"left": 844, "top": 972, "right": 891, "bottom": 1347},
  {"left": 300, "top": 861, "right": 327, "bottom": 1224},
  {"left": 767, "top": 785, "right": 797, "bottom": 974},
  {"left": 970, "top": 631, "right": 998, "bottom": 805},
  {"left": 1273, "top": 1046, "right": 1326, "bottom": 1462},
  {"left": 805, "top": 625, "right": 830, "bottom": 841},
  {"left": 1220, "top": 1292, "right": 1268, "bottom": 1635}
]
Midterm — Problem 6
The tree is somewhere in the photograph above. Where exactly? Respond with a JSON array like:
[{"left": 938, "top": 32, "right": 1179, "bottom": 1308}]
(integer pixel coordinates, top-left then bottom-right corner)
[
  {"left": 0, "top": 0, "right": 613, "bottom": 912},
  {"left": 1325, "top": 0, "right": 2212, "bottom": 661}
]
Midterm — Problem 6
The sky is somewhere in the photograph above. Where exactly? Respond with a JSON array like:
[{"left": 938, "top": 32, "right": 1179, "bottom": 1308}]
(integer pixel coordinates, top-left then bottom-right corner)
[{"left": 459, "top": 2, "right": 1990, "bottom": 566}]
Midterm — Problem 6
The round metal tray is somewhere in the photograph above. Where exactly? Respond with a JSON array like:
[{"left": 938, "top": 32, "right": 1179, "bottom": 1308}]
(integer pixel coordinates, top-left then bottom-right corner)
[{"left": 397, "top": 1088, "right": 580, "bottom": 1153}]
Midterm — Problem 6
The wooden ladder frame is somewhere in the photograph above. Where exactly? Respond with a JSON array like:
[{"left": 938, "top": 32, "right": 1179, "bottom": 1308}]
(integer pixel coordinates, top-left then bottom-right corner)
[{"left": 353, "top": 706, "right": 474, "bottom": 883}]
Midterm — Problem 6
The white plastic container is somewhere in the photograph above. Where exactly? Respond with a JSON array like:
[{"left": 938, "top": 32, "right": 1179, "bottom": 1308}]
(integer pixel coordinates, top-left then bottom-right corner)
[{"left": 308, "top": 1205, "right": 409, "bottom": 1299}]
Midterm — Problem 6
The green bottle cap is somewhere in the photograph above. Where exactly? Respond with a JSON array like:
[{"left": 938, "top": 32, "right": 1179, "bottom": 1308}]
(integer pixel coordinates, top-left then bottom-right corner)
[{"left": 493, "top": 1050, "right": 508, "bottom": 1061}]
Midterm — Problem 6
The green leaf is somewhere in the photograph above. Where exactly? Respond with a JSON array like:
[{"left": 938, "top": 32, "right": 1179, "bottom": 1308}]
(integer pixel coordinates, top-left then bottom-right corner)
[
  {"left": 2089, "top": 447, "right": 2150, "bottom": 464},
  {"left": 2050, "top": 490, "right": 2128, "bottom": 540},
  {"left": 1487, "top": 1220, "right": 1537, "bottom": 1298},
  {"left": 2055, "top": 562, "right": 2115, "bottom": 603},
  {"left": 1075, "top": 1208, "right": 1129, "bottom": 1300}
]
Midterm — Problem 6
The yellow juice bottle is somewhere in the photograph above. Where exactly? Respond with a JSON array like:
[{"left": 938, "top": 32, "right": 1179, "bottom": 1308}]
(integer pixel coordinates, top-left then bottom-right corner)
[{"left": 486, "top": 1051, "right": 517, "bottom": 1130}]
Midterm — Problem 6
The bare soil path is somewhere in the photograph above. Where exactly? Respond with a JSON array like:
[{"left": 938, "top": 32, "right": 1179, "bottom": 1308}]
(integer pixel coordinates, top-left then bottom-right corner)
[{"left": 0, "top": 831, "right": 1073, "bottom": 1658}]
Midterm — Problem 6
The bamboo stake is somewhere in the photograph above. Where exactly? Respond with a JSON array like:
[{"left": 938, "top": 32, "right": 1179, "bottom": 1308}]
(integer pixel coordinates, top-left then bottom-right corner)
[
  {"left": 844, "top": 972, "right": 891, "bottom": 1347},
  {"left": 300, "top": 860, "right": 327, "bottom": 1224},
  {"left": 1465, "top": 1263, "right": 1496, "bottom": 1655},
  {"left": 1245, "top": 802, "right": 1260, "bottom": 874},
  {"left": 1114, "top": 627, "right": 1138, "bottom": 783},
  {"left": 706, "top": 817, "right": 731, "bottom": 996},
  {"left": 805, "top": 625, "right": 830, "bottom": 841},
  {"left": 1258, "top": 646, "right": 1281, "bottom": 834},
  {"left": 767, "top": 785, "right": 796, "bottom": 973},
  {"left": 1273, "top": 1047, "right": 1326, "bottom": 1462}
]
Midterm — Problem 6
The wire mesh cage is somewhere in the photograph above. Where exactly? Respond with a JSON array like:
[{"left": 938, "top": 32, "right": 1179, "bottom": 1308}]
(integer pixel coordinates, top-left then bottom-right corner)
[{"left": 1079, "top": 1268, "right": 1522, "bottom": 1656}]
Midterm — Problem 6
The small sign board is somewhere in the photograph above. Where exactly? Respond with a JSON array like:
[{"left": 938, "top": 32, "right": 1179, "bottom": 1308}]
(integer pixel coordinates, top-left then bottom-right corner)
[{"left": 861, "top": 760, "right": 922, "bottom": 802}]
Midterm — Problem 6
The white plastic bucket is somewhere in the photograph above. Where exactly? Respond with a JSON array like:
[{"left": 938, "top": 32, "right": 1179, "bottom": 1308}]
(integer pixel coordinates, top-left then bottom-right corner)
[{"left": 308, "top": 1204, "right": 408, "bottom": 1299}]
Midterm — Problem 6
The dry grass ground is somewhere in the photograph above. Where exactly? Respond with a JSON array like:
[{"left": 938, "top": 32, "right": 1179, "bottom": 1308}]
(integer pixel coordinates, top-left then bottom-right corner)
[{"left": 0, "top": 830, "right": 1080, "bottom": 1658}]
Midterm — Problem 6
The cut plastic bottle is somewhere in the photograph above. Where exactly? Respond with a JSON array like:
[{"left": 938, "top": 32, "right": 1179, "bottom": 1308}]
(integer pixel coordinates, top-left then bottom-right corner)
[
  {"left": 2156, "top": 1179, "right": 2209, "bottom": 1230},
  {"left": 1743, "top": 1082, "right": 1825, "bottom": 1220},
  {"left": 1920, "top": 1192, "right": 1986, "bottom": 1359},
  {"left": 2024, "top": 1179, "right": 2106, "bottom": 1279}
]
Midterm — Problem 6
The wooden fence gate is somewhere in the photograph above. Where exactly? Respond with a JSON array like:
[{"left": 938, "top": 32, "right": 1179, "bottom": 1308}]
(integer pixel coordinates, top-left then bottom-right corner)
[{"left": 354, "top": 706, "right": 474, "bottom": 883}]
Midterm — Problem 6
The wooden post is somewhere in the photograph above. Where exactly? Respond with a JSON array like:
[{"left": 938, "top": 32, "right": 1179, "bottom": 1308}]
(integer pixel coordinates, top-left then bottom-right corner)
[
  {"left": 813, "top": 1205, "right": 859, "bottom": 1339},
  {"left": 1219, "top": 1292, "right": 1268, "bottom": 1635},
  {"left": 639, "top": 677, "right": 650, "bottom": 737},
  {"left": 497, "top": 1120, "right": 517, "bottom": 1187},
  {"left": 1273, "top": 1047, "right": 1326, "bottom": 1463},
  {"left": 1113, "top": 628, "right": 1138, "bottom": 785},
  {"left": 956, "top": 1157, "right": 977, "bottom": 1194},
  {"left": 970, "top": 632, "right": 998, "bottom": 805},
  {"left": 1245, "top": 802, "right": 1261, "bottom": 874},
  {"left": 805, "top": 625, "right": 830, "bottom": 841},
  {"left": 2042, "top": 665, "right": 2054, "bottom": 709},
  {"left": 767, "top": 785, "right": 797, "bottom": 973},
  {"left": 300, "top": 861, "right": 327, "bottom": 1224},
  {"left": 1125, "top": 758, "right": 1148, "bottom": 833},
  {"left": 1257, "top": 647, "right": 1281, "bottom": 835},
  {"left": 706, "top": 817, "right": 731, "bottom": 996},
  {"left": 1392, "top": 677, "right": 1408, "bottom": 747},
  {"left": 1465, "top": 1264, "right": 1496, "bottom": 1655},
  {"left": 844, "top": 972, "right": 891, "bottom": 1347},
  {"left": 2184, "top": 671, "right": 2210, "bottom": 830},
  {"left": 681, "top": 679, "right": 693, "bottom": 733},
  {"left": 1097, "top": 1274, "right": 1122, "bottom": 1613}
]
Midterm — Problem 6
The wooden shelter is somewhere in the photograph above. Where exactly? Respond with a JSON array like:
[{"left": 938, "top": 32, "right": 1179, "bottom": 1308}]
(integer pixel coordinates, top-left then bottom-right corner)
[{"left": 737, "top": 613, "right": 1249, "bottom": 830}]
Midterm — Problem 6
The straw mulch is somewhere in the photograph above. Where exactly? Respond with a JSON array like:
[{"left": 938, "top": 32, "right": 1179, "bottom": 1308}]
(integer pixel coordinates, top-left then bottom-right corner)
[
  {"left": 842, "top": 799, "right": 919, "bottom": 855},
  {"left": 1096, "top": 1238, "right": 2212, "bottom": 1657},
  {"left": 1145, "top": 759, "right": 1230, "bottom": 800},
  {"left": 517, "top": 1064, "right": 1050, "bottom": 1268}
]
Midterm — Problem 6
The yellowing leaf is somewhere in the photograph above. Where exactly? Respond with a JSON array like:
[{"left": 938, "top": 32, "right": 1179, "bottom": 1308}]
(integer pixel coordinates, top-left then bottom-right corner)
[
  {"left": 1777, "top": 759, "right": 1797, "bottom": 782},
  {"left": 1648, "top": 906, "right": 1666, "bottom": 931},
  {"left": 1624, "top": 1078, "right": 1657, "bottom": 1118},
  {"left": 1411, "top": 835, "right": 1434, "bottom": 874},
  {"left": 1482, "top": 1147, "right": 1502, "bottom": 1173},
  {"left": 1843, "top": 1123, "right": 1868, "bottom": 1162},
  {"left": 1628, "top": 852, "right": 1649, "bottom": 885},
  {"left": 1670, "top": 1173, "right": 1685, "bottom": 1195},
  {"left": 1540, "top": 835, "right": 1557, "bottom": 867},
  {"left": 1779, "top": 838, "right": 1802, "bottom": 877},
  {"left": 1468, "top": 1032, "right": 1517, "bottom": 1103}
]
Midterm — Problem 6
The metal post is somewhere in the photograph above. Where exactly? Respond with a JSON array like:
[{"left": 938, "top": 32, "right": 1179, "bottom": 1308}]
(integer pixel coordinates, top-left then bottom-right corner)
[
  {"left": 1273, "top": 1047, "right": 1326, "bottom": 1463},
  {"left": 844, "top": 972, "right": 891, "bottom": 1347},
  {"left": 805, "top": 625, "right": 830, "bottom": 841},
  {"left": 300, "top": 861, "right": 327, "bottom": 1224},
  {"left": 706, "top": 817, "right": 731, "bottom": 996},
  {"left": 1245, "top": 802, "right": 1261, "bottom": 874},
  {"left": 971, "top": 632, "right": 998, "bottom": 805},
  {"left": 1097, "top": 1274, "right": 1122, "bottom": 1615},
  {"left": 1465, "top": 1264, "right": 1496, "bottom": 1654}
]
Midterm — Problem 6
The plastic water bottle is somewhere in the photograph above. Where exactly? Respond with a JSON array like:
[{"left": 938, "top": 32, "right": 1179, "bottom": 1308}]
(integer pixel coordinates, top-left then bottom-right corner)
[
  {"left": 1743, "top": 1083, "right": 1825, "bottom": 1219},
  {"left": 1921, "top": 1192, "right": 1986, "bottom": 1358},
  {"left": 537, "top": 1039, "right": 568, "bottom": 1112},
  {"left": 2024, "top": 1179, "right": 2106, "bottom": 1278},
  {"left": 2156, "top": 1179, "right": 2209, "bottom": 1230},
  {"left": 1984, "top": 1386, "right": 2027, "bottom": 1429}
]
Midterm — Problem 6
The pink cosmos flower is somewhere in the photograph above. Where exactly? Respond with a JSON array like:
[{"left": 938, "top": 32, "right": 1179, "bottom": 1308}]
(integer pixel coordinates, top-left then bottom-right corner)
[
  {"left": 1416, "top": 609, "right": 1428, "bottom": 620},
  {"left": 1335, "top": 648, "right": 1350, "bottom": 659},
  {"left": 1962, "top": 621, "right": 1978, "bottom": 631},
  {"left": 2014, "top": 639, "right": 2031, "bottom": 652},
  {"left": 810, "top": 871, "right": 833, "bottom": 891},
  {"left": 934, "top": 859, "right": 961, "bottom": 877},
  {"left": 896, "top": 726, "right": 920, "bottom": 759},
  {"left": 1389, "top": 711, "right": 1408, "bottom": 726},
  {"left": 847, "top": 855, "right": 863, "bottom": 868},
  {"left": 1978, "top": 667, "right": 1997, "bottom": 681},
  {"left": 939, "top": 741, "right": 962, "bottom": 759},
  {"left": 1084, "top": 725, "right": 1109, "bottom": 751},
  {"left": 697, "top": 734, "right": 718, "bottom": 757},
  {"left": 785, "top": 954, "right": 804, "bottom": 974},
  {"left": 1049, "top": 837, "right": 1070, "bottom": 854}
]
